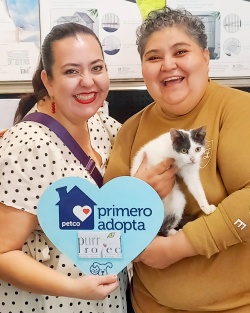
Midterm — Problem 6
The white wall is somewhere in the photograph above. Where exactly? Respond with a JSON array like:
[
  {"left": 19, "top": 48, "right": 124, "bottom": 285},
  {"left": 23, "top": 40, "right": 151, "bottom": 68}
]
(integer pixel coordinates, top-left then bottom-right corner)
[{"left": 0, "top": 99, "right": 19, "bottom": 130}]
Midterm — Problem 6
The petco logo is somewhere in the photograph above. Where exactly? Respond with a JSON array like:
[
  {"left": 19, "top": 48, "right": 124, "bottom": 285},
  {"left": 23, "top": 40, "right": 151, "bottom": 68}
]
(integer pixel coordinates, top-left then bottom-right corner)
[{"left": 56, "top": 186, "right": 95, "bottom": 230}]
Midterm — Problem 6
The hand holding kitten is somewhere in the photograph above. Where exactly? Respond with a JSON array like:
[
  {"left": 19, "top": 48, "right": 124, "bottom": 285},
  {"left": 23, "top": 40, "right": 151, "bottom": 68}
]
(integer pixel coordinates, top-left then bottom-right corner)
[{"left": 134, "top": 153, "right": 178, "bottom": 199}]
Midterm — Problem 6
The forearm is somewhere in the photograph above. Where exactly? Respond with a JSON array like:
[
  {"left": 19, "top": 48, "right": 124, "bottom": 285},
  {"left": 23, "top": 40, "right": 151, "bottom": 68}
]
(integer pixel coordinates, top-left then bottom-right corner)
[
  {"left": 169, "top": 230, "right": 198, "bottom": 263},
  {"left": 158, "top": 230, "right": 198, "bottom": 269},
  {"left": 134, "top": 230, "right": 197, "bottom": 269},
  {"left": 0, "top": 250, "right": 76, "bottom": 297}
]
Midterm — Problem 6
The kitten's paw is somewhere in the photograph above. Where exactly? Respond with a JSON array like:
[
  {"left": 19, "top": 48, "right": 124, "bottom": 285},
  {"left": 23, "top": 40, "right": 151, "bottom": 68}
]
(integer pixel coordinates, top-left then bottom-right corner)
[
  {"left": 201, "top": 204, "right": 216, "bottom": 215},
  {"left": 168, "top": 229, "right": 177, "bottom": 236}
]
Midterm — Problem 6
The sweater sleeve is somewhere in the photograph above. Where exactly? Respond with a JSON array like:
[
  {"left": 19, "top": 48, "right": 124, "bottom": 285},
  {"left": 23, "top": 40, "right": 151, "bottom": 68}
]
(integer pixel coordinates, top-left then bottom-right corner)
[{"left": 183, "top": 88, "right": 250, "bottom": 258}]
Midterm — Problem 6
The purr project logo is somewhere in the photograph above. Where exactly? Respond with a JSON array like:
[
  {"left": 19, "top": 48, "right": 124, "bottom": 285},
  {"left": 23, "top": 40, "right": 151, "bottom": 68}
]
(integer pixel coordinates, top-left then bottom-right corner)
[{"left": 37, "top": 176, "right": 164, "bottom": 275}]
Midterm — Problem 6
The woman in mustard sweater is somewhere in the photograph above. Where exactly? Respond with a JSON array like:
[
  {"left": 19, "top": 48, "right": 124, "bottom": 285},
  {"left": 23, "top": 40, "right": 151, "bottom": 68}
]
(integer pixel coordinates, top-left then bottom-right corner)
[{"left": 104, "top": 6, "right": 250, "bottom": 313}]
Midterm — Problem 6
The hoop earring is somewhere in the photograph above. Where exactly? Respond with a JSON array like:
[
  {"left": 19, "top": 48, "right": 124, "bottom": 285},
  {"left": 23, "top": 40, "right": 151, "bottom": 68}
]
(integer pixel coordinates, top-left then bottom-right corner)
[{"left": 51, "top": 101, "right": 56, "bottom": 114}]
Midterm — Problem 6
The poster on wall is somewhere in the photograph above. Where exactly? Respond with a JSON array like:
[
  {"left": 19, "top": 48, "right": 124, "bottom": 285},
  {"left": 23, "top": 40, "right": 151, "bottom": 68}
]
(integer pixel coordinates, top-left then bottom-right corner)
[
  {"left": 167, "top": 0, "right": 250, "bottom": 77},
  {"left": 0, "top": 0, "right": 40, "bottom": 81},
  {"left": 39, "top": 0, "right": 143, "bottom": 80},
  {"left": 1, "top": 0, "right": 250, "bottom": 82}
]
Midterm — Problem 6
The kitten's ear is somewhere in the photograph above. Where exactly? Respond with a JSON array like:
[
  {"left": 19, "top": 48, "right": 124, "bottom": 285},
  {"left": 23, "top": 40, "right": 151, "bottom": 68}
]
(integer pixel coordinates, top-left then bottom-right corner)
[
  {"left": 170, "top": 128, "right": 183, "bottom": 141},
  {"left": 193, "top": 126, "right": 207, "bottom": 141}
]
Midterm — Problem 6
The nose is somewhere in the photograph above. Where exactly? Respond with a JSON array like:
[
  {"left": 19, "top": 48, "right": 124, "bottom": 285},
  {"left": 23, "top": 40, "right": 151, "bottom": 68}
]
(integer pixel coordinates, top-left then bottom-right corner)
[
  {"left": 190, "top": 157, "right": 195, "bottom": 163},
  {"left": 161, "top": 56, "right": 177, "bottom": 72},
  {"left": 79, "top": 72, "right": 94, "bottom": 87}
]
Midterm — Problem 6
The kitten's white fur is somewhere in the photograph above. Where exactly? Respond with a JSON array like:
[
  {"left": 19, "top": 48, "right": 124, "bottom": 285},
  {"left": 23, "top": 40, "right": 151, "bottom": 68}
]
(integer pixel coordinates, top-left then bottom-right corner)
[{"left": 130, "top": 126, "right": 216, "bottom": 235}]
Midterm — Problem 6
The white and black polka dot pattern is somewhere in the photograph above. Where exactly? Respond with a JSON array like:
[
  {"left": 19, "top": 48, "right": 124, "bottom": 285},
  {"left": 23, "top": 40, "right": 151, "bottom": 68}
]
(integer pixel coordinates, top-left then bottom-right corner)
[{"left": 0, "top": 106, "right": 126, "bottom": 313}]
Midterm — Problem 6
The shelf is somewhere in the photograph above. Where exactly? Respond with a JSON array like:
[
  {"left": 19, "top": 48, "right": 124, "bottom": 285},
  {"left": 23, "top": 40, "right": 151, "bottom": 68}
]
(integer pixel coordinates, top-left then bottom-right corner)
[{"left": 1, "top": 77, "right": 250, "bottom": 94}]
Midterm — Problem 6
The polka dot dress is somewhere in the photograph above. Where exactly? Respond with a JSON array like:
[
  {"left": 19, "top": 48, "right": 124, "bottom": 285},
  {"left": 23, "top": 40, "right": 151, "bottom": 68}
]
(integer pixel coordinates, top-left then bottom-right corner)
[{"left": 0, "top": 106, "right": 128, "bottom": 313}]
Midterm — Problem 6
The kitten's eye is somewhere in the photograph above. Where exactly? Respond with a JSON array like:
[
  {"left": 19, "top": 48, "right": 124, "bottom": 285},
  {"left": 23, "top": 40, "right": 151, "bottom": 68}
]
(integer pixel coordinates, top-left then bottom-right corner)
[
  {"left": 181, "top": 148, "right": 188, "bottom": 154},
  {"left": 195, "top": 147, "right": 201, "bottom": 152}
]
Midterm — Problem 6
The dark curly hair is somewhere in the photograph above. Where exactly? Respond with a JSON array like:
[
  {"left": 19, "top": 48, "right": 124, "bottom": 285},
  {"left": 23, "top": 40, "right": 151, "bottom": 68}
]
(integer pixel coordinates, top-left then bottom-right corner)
[{"left": 136, "top": 6, "right": 208, "bottom": 59}]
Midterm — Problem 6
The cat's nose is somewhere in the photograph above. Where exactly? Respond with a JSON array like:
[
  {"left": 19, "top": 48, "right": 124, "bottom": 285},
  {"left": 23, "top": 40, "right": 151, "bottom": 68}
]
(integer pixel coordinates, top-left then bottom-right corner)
[{"left": 190, "top": 157, "right": 195, "bottom": 163}]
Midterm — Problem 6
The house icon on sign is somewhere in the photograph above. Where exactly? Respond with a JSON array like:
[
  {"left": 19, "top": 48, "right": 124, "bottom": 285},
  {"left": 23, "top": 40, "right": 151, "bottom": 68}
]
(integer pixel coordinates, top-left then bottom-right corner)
[{"left": 56, "top": 185, "right": 96, "bottom": 230}]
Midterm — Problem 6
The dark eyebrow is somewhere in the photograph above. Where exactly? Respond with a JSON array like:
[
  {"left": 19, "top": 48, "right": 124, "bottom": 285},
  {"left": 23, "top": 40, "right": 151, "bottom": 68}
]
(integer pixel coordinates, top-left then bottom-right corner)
[
  {"left": 144, "top": 42, "right": 192, "bottom": 57},
  {"left": 61, "top": 59, "right": 105, "bottom": 69},
  {"left": 90, "top": 59, "right": 105, "bottom": 65},
  {"left": 143, "top": 49, "right": 160, "bottom": 57},
  {"left": 172, "top": 42, "right": 192, "bottom": 48}
]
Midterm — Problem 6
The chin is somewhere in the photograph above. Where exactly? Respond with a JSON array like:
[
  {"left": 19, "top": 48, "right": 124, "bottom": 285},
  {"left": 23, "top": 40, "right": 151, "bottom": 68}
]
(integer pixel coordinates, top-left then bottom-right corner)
[
  {"left": 172, "top": 98, "right": 195, "bottom": 111},
  {"left": 160, "top": 103, "right": 189, "bottom": 116}
]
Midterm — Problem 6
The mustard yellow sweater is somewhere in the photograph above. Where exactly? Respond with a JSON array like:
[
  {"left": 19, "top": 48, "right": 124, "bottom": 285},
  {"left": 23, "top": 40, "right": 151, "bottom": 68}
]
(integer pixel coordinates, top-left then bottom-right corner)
[{"left": 104, "top": 80, "right": 250, "bottom": 312}]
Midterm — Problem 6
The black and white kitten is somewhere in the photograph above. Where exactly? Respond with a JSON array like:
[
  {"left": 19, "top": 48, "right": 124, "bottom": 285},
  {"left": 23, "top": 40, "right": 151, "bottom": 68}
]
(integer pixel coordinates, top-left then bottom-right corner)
[{"left": 130, "top": 126, "right": 216, "bottom": 236}]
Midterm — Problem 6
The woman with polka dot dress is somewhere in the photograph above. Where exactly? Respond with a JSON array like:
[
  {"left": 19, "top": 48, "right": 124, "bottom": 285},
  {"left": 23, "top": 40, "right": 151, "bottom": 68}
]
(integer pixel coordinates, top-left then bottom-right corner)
[{"left": 0, "top": 22, "right": 128, "bottom": 313}]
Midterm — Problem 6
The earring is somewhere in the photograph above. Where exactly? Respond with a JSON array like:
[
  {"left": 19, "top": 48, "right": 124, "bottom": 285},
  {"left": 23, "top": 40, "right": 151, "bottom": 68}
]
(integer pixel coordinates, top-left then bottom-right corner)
[{"left": 51, "top": 101, "right": 56, "bottom": 114}]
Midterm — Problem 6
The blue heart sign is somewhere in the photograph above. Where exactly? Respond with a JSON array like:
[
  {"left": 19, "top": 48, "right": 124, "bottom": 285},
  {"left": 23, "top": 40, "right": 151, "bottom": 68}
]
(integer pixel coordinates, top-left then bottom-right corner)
[{"left": 37, "top": 176, "right": 164, "bottom": 275}]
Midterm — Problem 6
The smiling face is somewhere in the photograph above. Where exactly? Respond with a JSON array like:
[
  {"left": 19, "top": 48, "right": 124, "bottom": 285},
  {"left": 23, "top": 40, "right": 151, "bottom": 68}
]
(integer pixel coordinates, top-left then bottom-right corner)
[
  {"left": 41, "top": 33, "right": 109, "bottom": 125},
  {"left": 141, "top": 26, "right": 210, "bottom": 117}
]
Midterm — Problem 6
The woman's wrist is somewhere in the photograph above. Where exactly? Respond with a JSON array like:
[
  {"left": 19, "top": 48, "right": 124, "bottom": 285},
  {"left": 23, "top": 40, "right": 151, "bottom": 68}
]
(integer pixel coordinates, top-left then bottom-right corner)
[{"left": 168, "top": 230, "right": 198, "bottom": 262}]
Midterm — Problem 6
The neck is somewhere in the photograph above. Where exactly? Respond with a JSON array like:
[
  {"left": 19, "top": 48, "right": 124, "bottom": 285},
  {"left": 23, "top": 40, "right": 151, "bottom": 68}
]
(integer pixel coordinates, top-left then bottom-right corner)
[{"left": 37, "top": 98, "right": 101, "bottom": 166}]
